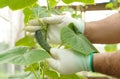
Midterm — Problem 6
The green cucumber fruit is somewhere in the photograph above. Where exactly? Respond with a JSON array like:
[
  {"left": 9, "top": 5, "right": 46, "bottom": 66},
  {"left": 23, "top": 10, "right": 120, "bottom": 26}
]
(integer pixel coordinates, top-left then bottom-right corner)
[{"left": 35, "top": 30, "right": 51, "bottom": 53}]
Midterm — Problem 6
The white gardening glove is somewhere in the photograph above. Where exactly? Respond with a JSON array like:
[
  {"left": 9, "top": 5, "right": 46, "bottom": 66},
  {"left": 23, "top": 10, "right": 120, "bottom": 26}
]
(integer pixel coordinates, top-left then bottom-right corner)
[
  {"left": 47, "top": 47, "right": 93, "bottom": 74},
  {"left": 24, "top": 15, "right": 84, "bottom": 44}
]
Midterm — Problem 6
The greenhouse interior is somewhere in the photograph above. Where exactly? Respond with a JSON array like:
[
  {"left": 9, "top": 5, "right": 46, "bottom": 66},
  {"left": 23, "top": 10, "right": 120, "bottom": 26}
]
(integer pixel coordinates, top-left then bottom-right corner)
[{"left": 0, "top": 0, "right": 120, "bottom": 79}]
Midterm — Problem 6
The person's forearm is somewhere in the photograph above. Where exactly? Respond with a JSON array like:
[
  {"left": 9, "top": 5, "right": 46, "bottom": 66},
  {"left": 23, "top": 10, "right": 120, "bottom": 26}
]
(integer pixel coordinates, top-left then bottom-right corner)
[
  {"left": 84, "top": 12, "right": 120, "bottom": 44},
  {"left": 93, "top": 51, "right": 120, "bottom": 78}
]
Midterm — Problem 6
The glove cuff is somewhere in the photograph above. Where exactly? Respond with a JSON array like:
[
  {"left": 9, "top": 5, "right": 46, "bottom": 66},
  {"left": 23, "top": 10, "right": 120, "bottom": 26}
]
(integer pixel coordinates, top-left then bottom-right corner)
[
  {"left": 83, "top": 53, "right": 94, "bottom": 71},
  {"left": 89, "top": 53, "right": 94, "bottom": 72}
]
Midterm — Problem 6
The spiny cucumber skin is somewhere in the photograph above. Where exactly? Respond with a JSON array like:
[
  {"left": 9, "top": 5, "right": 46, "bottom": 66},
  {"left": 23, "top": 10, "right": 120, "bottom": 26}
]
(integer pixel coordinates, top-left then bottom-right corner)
[{"left": 35, "top": 30, "right": 51, "bottom": 53}]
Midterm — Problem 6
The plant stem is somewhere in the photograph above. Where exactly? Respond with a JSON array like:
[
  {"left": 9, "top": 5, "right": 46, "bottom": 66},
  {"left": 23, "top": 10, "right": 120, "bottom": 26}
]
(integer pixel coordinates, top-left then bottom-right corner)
[
  {"left": 31, "top": 65, "right": 39, "bottom": 79},
  {"left": 39, "top": 62, "right": 41, "bottom": 78},
  {"left": 47, "top": 0, "right": 51, "bottom": 16},
  {"left": 44, "top": 24, "right": 48, "bottom": 41},
  {"left": 38, "top": 18, "right": 44, "bottom": 26},
  {"left": 58, "top": 43, "right": 64, "bottom": 48},
  {"left": 31, "top": 7, "right": 45, "bottom": 29},
  {"left": 40, "top": 62, "right": 45, "bottom": 79},
  {"left": 42, "top": 68, "right": 44, "bottom": 79}
]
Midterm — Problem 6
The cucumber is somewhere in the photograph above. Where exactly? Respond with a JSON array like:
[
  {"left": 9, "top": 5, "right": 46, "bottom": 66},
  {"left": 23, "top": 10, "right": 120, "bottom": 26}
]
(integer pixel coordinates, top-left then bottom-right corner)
[{"left": 35, "top": 30, "right": 51, "bottom": 53}]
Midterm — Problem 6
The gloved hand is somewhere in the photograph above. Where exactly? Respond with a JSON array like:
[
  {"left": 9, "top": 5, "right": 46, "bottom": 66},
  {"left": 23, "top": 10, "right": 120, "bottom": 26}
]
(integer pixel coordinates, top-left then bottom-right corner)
[
  {"left": 24, "top": 15, "right": 84, "bottom": 44},
  {"left": 47, "top": 47, "right": 93, "bottom": 74}
]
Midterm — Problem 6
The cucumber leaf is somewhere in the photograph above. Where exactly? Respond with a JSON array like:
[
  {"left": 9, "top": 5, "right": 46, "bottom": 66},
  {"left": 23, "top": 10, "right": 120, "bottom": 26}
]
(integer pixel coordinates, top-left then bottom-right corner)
[
  {"left": 0, "top": 0, "right": 9, "bottom": 8},
  {"left": 15, "top": 36, "right": 36, "bottom": 47},
  {"left": 0, "top": 0, "right": 37, "bottom": 10},
  {"left": 0, "top": 46, "right": 50, "bottom": 65},
  {"left": 62, "top": 0, "right": 94, "bottom": 4},
  {"left": 9, "top": 0, "right": 37, "bottom": 10},
  {"left": 23, "top": 4, "right": 48, "bottom": 23},
  {"left": 48, "top": 0, "right": 58, "bottom": 8},
  {"left": 24, "top": 63, "right": 39, "bottom": 71},
  {"left": 44, "top": 70, "right": 59, "bottom": 79},
  {"left": 61, "top": 23, "right": 98, "bottom": 55}
]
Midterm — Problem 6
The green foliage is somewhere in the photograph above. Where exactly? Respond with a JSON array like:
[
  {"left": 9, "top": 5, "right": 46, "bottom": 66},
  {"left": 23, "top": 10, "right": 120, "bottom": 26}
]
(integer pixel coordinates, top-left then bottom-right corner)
[
  {"left": 15, "top": 36, "right": 36, "bottom": 47},
  {"left": 59, "top": 6, "right": 82, "bottom": 19},
  {"left": 104, "top": 44, "right": 118, "bottom": 52},
  {"left": 59, "top": 6, "right": 74, "bottom": 13},
  {"left": 0, "top": 46, "right": 28, "bottom": 63},
  {"left": 23, "top": 4, "right": 46, "bottom": 23},
  {"left": 62, "top": 0, "right": 94, "bottom": 4},
  {"left": 44, "top": 70, "right": 59, "bottom": 79},
  {"left": 23, "top": 4, "right": 52, "bottom": 23},
  {"left": 105, "top": 0, "right": 120, "bottom": 9},
  {"left": 0, "top": 46, "right": 50, "bottom": 65},
  {"left": 24, "top": 63, "right": 39, "bottom": 71},
  {"left": 0, "top": 0, "right": 37, "bottom": 10},
  {"left": 105, "top": 2, "right": 114, "bottom": 9},
  {"left": 0, "top": 0, "right": 9, "bottom": 8},
  {"left": 9, "top": 0, "right": 37, "bottom": 10},
  {"left": 61, "top": 23, "right": 98, "bottom": 55},
  {"left": 23, "top": 7, "right": 34, "bottom": 24},
  {"left": 48, "top": 0, "right": 58, "bottom": 8},
  {"left": 0, "top": 0, "right": 94, "bottom": 10},
  {"left": 72, "top": 13, "right": 82, "bottom": 19}
]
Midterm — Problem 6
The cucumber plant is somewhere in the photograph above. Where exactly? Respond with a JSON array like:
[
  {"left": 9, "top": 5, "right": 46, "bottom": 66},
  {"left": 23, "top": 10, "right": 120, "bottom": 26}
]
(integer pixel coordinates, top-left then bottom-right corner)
[{"left": 0, "top": 0, "right": 96, "bottom": 79}]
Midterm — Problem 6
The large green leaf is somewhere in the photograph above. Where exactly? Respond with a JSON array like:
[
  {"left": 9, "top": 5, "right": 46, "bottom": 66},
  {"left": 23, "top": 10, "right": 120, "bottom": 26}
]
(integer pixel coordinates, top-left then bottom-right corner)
[
  {"left": 9, "top": 0, "right": 37, "bottom": 10},
  {"left": 23, "top": 7, "right": 33, "bottom": 24},
  {"left": 15, "top": 36, "right": 36, "bottom": 47},
  {"left": 23, "top": 4, "right": 48, "bottom": 23},
  {"left": 11, "top": 49, "right": 50, "bottom": 65},
  {"left": 0, "top": 46, "right": 50, "bottom": 65},
  {"left": 0, "top": 0, "right": 9, "bottom": 8},
  {"left": 44, "top": 70, "right": 59, "bottom": 79},
  {"left": 61, "top": 23, "right": 98, "bottom": 55},
  {"left": 24, "top": 63, "right": 39, "bottom": 71},
  {"left": 62, "top": 0, "right": 94, "bottom": 4},
  {"left": 23, "top": 4, "right": 61, "bottom": 24},
  {"left": 0, "top": 46, "right": 28, "bottom": 63}
]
